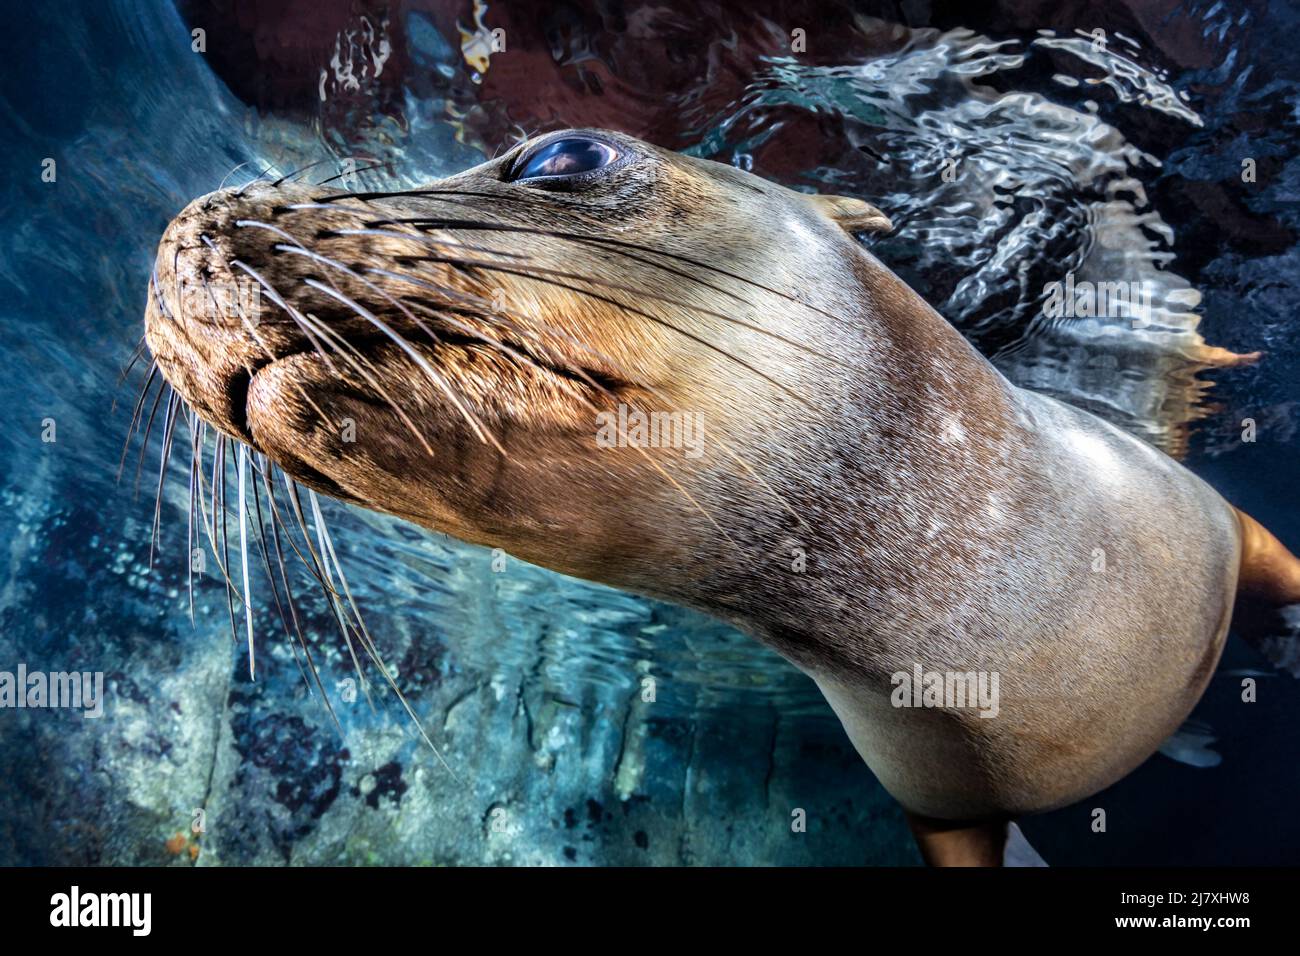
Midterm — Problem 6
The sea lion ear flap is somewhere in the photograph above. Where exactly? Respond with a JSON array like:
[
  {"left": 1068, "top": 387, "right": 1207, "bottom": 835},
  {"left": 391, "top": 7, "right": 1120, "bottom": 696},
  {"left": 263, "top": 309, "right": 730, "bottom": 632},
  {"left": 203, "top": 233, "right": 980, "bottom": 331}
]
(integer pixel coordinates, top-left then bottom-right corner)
[{"left": 807, "top": 194, "right": 893, "bottom": 234}]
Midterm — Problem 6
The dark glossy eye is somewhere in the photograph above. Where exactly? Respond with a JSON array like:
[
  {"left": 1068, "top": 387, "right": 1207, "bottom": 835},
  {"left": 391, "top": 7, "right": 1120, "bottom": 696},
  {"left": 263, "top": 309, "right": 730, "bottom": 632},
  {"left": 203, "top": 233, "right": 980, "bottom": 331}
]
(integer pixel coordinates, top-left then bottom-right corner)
[{"left": 511, "top": 137, "right": 620, "bottom": 183}]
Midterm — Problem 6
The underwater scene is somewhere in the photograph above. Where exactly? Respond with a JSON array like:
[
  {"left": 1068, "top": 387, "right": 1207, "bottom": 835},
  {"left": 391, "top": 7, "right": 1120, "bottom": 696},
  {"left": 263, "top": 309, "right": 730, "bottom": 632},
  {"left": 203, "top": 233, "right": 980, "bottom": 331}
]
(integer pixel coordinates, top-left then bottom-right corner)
[{"left": 1, "top": 0, "right": 1297, "bottom": 866}]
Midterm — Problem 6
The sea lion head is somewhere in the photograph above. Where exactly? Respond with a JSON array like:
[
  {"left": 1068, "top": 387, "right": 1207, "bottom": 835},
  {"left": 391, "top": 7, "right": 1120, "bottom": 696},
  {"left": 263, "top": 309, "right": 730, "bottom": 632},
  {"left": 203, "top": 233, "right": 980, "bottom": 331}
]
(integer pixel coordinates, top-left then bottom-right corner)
[{"left": 145, "top": 128, "right": 903, "bottom": 618}]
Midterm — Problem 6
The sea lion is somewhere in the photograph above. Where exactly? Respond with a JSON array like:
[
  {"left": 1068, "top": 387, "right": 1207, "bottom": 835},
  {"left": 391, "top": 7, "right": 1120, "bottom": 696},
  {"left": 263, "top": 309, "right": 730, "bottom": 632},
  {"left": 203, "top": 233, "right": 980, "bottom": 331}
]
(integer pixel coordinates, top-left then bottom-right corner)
[{"left": 142, "top": 128, "right": 1300, "bottom": 865}]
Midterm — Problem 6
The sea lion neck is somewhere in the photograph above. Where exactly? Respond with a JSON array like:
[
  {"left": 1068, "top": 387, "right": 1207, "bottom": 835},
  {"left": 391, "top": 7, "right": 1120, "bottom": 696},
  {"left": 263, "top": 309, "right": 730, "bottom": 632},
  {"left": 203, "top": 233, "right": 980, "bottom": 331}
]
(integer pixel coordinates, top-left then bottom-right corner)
[
  {"left": 849, "top": 250, "right": 1013, "bottom": 415},
  {"left": 662, "top": 251, "right": 1030, "bottom": 678}
]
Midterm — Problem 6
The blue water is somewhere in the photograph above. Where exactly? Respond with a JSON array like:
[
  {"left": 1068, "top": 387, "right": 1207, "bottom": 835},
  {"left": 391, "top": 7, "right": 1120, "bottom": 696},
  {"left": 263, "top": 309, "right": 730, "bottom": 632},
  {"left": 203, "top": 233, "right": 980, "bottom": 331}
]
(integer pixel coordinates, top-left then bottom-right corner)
[{"left": 0, "top": 0, "right": 1297, "bottom": 864}]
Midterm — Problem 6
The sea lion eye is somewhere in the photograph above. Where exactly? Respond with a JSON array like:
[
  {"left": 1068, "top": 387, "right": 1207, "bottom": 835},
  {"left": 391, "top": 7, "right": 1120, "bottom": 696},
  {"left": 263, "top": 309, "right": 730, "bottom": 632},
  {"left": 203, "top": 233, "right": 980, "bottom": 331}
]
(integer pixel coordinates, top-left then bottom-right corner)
[{"left": 511, "top": 137, "right": 620, "bottom": 183}]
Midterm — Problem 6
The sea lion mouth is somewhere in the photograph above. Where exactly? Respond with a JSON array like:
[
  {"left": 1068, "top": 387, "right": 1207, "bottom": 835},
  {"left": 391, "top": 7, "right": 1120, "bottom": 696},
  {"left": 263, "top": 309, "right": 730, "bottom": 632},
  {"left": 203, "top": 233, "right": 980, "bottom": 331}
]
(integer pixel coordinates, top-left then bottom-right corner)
[{"left": 233, "top": 326, "right": 621, "bottom": 445}]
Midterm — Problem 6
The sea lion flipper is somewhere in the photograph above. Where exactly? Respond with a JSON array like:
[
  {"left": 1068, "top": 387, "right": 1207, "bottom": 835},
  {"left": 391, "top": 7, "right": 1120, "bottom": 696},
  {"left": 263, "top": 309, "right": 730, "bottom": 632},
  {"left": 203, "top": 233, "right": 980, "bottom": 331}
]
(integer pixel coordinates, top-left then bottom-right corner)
[
  {"left": 1234, "top": 603, "right": 1300, "bottom": 678},
  {"left": 1231, "top": 507, "right": 1300, "bottom": 677},
  {"left": 806, "top": 193, "right": 893, "bottom": 234},
  {"left": 1158, "top": 720, "right": 1222, "bottom": 768},
  {"left": 1234, "top": 507, "right": 1300, "bottom": 605},
  {"left": 904, "top": 811, "right": 1014, "bottom": 867},
  {"left": 1003, "top": 823, "right": 1048, "bottom": 867},
  {"left": 904, "top": 813, "right": 1048, "bottom": 868}
]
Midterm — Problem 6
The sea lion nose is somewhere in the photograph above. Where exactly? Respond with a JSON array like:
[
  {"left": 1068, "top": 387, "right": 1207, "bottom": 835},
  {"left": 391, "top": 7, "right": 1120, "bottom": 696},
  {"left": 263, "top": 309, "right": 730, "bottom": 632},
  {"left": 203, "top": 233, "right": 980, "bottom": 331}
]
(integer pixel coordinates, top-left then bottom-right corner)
[
  {"left": 148, "top": 185, "right": 287, "bottom": 346},
  {"left": 144, "top": 186, "right": 279, "bottom": 443}
]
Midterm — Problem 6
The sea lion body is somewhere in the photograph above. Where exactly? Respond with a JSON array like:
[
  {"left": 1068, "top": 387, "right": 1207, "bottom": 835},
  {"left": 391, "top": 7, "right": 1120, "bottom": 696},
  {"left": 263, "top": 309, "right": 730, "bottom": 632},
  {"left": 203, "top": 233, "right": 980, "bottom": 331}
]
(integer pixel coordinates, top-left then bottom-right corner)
[
  {"left": 811, "top": 384, "right": 1239, "bottom": 819},
  {"left": 143, "top": 129, "right": 1285, "bottom": 847}
]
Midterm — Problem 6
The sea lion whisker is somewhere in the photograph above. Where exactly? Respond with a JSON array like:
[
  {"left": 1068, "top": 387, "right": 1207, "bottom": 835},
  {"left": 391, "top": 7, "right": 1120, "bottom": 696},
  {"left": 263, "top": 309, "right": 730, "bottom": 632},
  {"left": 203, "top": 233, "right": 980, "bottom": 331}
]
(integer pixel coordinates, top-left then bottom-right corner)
[
  {"left": 358, "top": 267, "right": 676, "bottom": 431},
  {"left": 328, "top": 224, "right": 842, "bottom": 366},
  {"left": 373, "top": 274, "right": 637, "bottom": 409},
  {"left": 186, "top": 414, "right": 199, "bottom": 622},
  {"left": 297, "top": 485, "right": 377, "bottom": 713},
  {"left": 149, "top": 269, "right": 202, "bottom": 354},
  {"left": 340, "top": 266, "right": 742, "bottom": 541},
  {"left": 362, "top": 265, "right": 640, "bottom": 382},
  {"left": 377, "top": 190, "right": 782, "bottom": 300},
  {"left": 214, "top": 438, "right": 241, "bottom": 611},
  {"left": 400, "top": 248, "right": 851, "bottom": 369},
  {"left": 187, "top": 429, "right": 250, "bottom": 599},
  {"left": 196, "top": 240, "right": 342, "bottom": 431},
  {"left": 353, "top": 264, "right": 803, "bottom": 522},
  {"left": 207, "top": 433, "right": 223, "bottom": 572},
  {"left": 148, "top": 388, "right": 182, "bottom": 567},
  {"left": 364, "top": 245, "right": 802, "bottom": 401},
  {"left": 470, "top": 319, "right": 806, "bottom": 530},
  {"left": 290, "top": 308, "right": 440, "bottom": 457},
  {"left": 356, "top": 259, "right": 549, "bottom": 338},
  {"left": 215, "top": 161, "right": 252, "bottom": 194},
  {"left": 182, "top": 429, "right": 351, "bottom": 707},
  {"left": 258, "top": 461, "right": 341, "bottom": 731},
  {"left": 379, "top": 208, "right": 848, "bottom": 328},
  {"left": 543, "top": 353, "right": 804, "bottom": 528},
  {"left": 246, "top": 463, "right": 310, "bottom": 690},
  {"left": 301, "top": 276, "right": 506, "bottom": 454},
  {"left": 233, "top": 219, "right": 496, "bottom": 448},
  {"left": 303, "top": 217, "right": 804, "bottom": 397},
  {"left": 186, "top": 410, "right": 201, "bottom": 626},
  {"left": 275, "top": 241, "right": 499, "bottom": 442},
  {"left": 115, "top": 335, "right": 149, "bottom": 392},
  {"left": 236, "top": 161, "right": 283, "bottom": 197},
  {"left": 171, "top": 244, "right": 185, "bottom": 319},
  {"left": 315, "top": 160, "right": 394, "bottom": 188},
  {"left": 315, "top": 187, "right": 462, "bottom": 204},
  {"left": 282, "top": 476, "right": 366, "bottom": 613},
  {"left": 132, "top": 372, "right": 169, "bottom": 498},
  {"left": 172, "top": 368, "right": 382, "bottom": 722},
  {"left": 365, "top": 198, "right": 764, "bottom": 305},
  {"left": 273, "top": 158, "right": 332, "bottom": 188},
  {"left": 356, "top": 275, "right": 809, "bottom": 539},
  {"left": 254, "top": 459, "right": 344, "bottom": 600},
  {"left": 356, "top": 269, "right": 764, "bottom": 537},
  {"left": 237, "top": 443, "right": 256, "bottom": 680},
  {"left": 406, "top": 296, "right": 795, "bottom": 531},
  {"left": 214, "top": 435, "right": 242, "bottom": 650},
  {"left": 307, "top": 489, "right": 459, "bottom": 778},
  {"left": 328, "top": 226, "right": 533, "bottom": 261},
  {"left": 340, "top": 264, "right": 772, "bottom": 541},
  {"left": 228, "top": 260, "right": 343, "bottom": 378},
  {"left": 284, "top": 201, "right": 391, "bottom": 218},
  {"left": 117, "top": 361, "right": 160, "bottom": 482},
  {"left": 399, "top": 255, "right": 816, "bottom": 409}
]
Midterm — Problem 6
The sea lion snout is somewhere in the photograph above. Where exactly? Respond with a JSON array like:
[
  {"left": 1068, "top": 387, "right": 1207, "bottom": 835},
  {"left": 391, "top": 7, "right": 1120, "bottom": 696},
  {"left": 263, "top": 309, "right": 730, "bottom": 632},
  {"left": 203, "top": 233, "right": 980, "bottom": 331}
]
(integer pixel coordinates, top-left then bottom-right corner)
[{"left": 145, "top": 184, "right": 276, "bottom": 441}]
